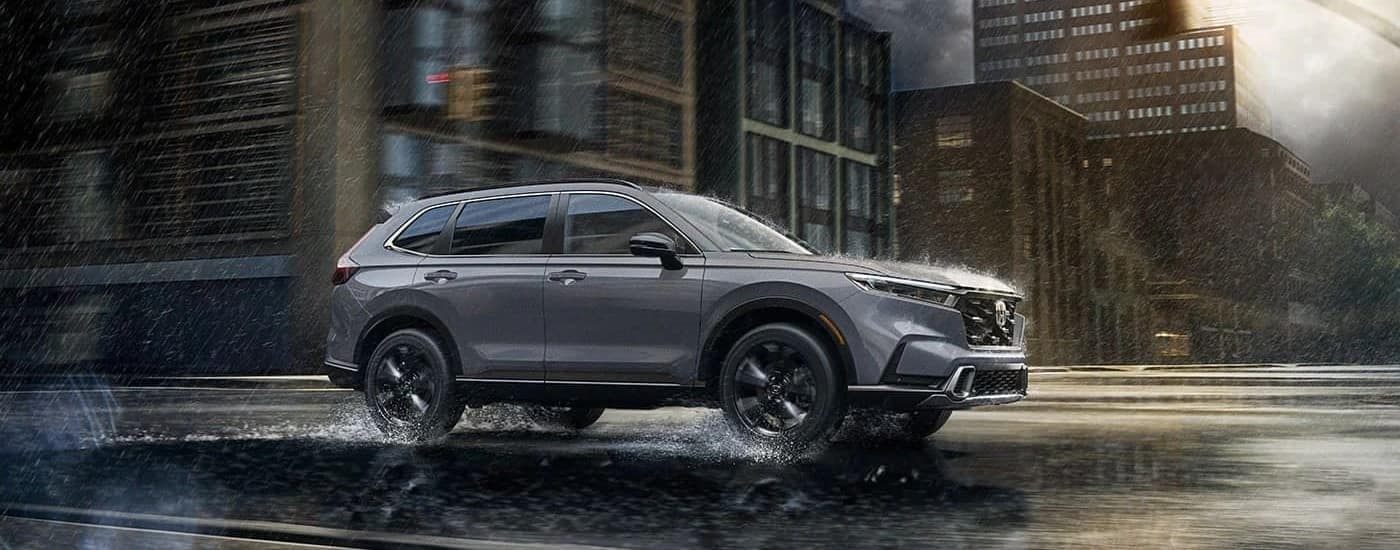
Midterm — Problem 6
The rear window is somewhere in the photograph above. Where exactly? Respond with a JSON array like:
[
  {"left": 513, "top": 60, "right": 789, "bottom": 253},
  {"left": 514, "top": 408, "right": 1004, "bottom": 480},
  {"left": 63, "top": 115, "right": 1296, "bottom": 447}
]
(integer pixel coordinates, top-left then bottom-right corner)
[{"left": 392, "top": 204, "right": 455, "bottom": 253}]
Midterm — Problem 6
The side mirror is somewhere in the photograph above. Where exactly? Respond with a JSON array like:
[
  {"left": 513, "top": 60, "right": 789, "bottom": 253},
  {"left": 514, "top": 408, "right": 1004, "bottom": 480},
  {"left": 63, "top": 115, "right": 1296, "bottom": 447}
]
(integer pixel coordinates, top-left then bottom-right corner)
[{"left": 629, "top": 232, "right": 684, "bottom": 270}]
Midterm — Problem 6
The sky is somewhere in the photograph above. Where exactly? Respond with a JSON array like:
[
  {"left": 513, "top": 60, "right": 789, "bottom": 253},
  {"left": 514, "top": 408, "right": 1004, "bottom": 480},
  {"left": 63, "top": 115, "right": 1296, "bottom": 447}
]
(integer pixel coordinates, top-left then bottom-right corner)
[{"left": 847, "top": 0, "right": 1400, "bottom": 200}]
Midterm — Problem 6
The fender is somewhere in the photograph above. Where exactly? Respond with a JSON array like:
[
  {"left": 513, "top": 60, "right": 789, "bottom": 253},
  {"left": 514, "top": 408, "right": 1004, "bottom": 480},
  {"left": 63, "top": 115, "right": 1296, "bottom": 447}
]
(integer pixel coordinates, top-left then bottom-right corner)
[
  {"left": 699, "top": 284, "right": 862, "bottom": 384},
  {"left": 356, "top": 303, "right": 462, "bottom": 373}
]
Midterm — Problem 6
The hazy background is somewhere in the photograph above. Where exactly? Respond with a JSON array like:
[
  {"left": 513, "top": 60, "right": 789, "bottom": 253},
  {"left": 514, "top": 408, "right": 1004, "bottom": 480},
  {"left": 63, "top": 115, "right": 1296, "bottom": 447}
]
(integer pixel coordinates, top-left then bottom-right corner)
[{"left": 850, "top": 0, "right": 1400, "bottom": 204}]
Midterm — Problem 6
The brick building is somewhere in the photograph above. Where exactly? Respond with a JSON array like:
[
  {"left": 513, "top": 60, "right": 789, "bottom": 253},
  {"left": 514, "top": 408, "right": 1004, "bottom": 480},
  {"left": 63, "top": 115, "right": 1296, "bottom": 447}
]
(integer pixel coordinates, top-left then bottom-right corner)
[{"left": 894, "top": 81, "right": 1104, "bottom": 364}]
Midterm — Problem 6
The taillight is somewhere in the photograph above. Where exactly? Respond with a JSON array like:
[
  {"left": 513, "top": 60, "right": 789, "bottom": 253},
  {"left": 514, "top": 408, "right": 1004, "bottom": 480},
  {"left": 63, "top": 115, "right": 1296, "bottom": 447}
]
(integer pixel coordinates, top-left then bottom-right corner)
[
  {"left": 331, "top": 264, "right": 358, "bottom": 286},
  {"left": 332, "top": 227, "right": 376, "bottom": 286}
]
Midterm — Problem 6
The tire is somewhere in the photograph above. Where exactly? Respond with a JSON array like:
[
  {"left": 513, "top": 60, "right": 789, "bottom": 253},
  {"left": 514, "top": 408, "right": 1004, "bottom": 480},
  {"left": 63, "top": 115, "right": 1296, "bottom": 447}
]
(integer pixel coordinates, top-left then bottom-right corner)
[
  {"left": 902, "top": 410, "right": 952, "bottom": 439},
  {"left": 363, "top": 328, "right": 465, "bottom": 441},
  {"left": 719, "top": 323, "right": 846, "bottom": 450},
  {"left": 525, "top": 407, "right": 606, "bottom": 430}
]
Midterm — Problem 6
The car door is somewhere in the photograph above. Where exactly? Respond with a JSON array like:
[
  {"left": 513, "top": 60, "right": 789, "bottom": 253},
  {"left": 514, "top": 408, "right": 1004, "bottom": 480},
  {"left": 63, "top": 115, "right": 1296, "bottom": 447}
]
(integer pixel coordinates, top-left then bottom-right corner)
[
  {"left": 412, "top": 193, "right": 555, "bottom": 382},
  {"left": 543, "top": 192, "right": 705, "bottom": 385}
]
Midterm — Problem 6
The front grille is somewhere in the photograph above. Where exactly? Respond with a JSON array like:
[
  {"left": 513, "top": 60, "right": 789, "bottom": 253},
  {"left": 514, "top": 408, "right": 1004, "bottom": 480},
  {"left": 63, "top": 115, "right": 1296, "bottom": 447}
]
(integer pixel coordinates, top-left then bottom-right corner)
[
  {"left": 971, "top": 369, "right": 1028, "bottom": 397},
  {"left": 958, "top": 295, "right": 1018, "bottom": 347}
]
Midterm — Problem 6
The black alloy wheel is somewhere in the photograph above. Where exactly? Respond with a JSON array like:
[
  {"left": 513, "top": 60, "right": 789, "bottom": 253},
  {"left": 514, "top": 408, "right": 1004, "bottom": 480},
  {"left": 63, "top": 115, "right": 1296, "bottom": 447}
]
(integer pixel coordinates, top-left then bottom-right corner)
[
  {"left": 719, "top": 323, "right": 845, "bottom": 449},
  {"left": 364, "top": 329, "right": 464, "bottom": 441}
]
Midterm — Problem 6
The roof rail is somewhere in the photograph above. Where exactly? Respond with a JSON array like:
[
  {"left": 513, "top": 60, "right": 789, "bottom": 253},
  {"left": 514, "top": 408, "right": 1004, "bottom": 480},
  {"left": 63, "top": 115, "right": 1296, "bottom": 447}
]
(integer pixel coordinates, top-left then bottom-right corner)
[{"left": 418, "top": 178, "right": 643, "bottom": 200}]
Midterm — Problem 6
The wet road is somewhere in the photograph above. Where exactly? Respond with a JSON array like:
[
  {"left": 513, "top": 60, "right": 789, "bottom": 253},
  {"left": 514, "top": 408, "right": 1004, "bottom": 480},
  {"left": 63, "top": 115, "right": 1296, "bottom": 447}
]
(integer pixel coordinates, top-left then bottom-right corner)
[{"left": 2, "top": 365, "right": 1398, "bottom": 549}]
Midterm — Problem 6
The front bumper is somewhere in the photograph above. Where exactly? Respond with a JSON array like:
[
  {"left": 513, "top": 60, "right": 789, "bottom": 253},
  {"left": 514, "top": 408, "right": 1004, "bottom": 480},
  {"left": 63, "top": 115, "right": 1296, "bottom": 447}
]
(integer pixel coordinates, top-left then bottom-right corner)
[{"left": 848, "top": 363, "right": 1028, "bottom": 411}]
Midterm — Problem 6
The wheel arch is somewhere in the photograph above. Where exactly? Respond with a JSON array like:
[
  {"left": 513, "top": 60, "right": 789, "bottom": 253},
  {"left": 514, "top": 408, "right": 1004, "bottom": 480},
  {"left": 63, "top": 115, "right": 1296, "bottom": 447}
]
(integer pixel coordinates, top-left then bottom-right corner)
[
  {"left": 356, "top": 306, "right": 462, "bottom": 376},
  {"left": 699, "top": 296, "right": 858, "bottom": 387}
]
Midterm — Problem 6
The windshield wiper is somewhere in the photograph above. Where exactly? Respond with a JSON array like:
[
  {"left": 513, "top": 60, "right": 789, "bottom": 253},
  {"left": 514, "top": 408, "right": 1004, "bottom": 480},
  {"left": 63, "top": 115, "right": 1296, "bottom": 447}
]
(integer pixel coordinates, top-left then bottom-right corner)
[{"left": 728, "top": 248, "right": 796, "bottom": 253}]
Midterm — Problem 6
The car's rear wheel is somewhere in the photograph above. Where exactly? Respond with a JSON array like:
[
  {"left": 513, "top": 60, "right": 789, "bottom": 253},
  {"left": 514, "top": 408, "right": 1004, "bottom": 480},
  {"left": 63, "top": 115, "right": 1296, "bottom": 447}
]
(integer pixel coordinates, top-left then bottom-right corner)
[
  {"left": 525, "top": 407, "right": 606, "bottom": 430},
  {"left": 902, "top": 410, "right": 952, "bottom": 439},
  {"left": 363, "top": 329, "right": 464, "bottom": 441},
  {"left": 719, "top": 323, "right": 846, "bottom": 450}
]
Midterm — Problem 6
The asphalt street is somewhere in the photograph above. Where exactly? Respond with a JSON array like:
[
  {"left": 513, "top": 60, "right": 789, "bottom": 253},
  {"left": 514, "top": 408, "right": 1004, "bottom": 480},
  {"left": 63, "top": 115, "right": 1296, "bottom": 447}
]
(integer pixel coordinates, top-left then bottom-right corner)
[{"left": 1, "top": 365, "right": 1398, "bottom": 549}]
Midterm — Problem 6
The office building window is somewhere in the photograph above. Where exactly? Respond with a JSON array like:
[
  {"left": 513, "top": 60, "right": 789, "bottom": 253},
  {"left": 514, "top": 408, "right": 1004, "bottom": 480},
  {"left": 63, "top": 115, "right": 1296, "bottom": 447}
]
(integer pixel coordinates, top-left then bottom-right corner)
[
  {"left": 842, "top": 25, "right": 884, "bottom": 152},
  {"left": 936, "top": 115, "right": 973, "bottom": 148},
  {"left": 797, "top": 148, "right": 836, "bottom": 253},
  {"left": 938, "top": 170, "right": 975, "bottom": 205},
  {"left": 796, "top": 4, "right": 835, "bottom": 140},
  {"left": 746, "top": 0, "right": 790, "bottom": 126},
  {"left": 745, "top": 133, "right": 790, "bottom": 227},
  {"left": 844, "top": 161, "right": 878, "bottom": 257}
]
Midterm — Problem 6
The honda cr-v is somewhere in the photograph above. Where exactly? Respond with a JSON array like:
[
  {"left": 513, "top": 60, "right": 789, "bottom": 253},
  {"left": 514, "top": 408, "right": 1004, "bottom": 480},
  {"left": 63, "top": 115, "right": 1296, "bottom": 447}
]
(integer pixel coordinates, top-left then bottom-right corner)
[{"left": 326, "top": 179, "right": 1027, "bottom": 448}]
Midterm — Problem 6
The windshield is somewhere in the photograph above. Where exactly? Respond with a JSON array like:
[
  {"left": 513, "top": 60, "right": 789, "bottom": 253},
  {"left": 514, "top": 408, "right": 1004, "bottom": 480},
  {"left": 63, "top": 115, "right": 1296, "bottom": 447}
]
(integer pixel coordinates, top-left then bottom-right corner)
[{"left": 654, "top": 192, "right": 814, "bottom": 254}]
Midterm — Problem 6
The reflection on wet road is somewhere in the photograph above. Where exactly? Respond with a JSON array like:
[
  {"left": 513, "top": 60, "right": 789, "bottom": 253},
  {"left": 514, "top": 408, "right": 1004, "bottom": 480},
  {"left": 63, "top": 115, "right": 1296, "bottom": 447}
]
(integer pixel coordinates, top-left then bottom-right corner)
[{"left": 2, "top": 365, "right": 1398, "bottom": 548}]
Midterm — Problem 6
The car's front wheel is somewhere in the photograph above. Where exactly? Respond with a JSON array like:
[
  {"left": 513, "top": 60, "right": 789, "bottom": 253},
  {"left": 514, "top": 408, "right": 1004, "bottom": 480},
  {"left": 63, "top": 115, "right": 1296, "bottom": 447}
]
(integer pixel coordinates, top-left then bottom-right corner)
[
  {"left": 363, "top": 329, "right": 464, "bottom": 441},
  {"left": 719, "top": 323, "right": 846, "bottom": 450}
]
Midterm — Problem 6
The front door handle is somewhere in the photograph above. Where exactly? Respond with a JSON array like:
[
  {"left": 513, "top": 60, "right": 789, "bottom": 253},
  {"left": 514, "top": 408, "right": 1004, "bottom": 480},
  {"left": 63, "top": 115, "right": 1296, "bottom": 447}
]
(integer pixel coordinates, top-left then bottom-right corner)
[
  {"left": 547, "top": 270, "right": 587, "bottom": 285},
  {"left": 424, "top": 270, "right": 458, "bottom": 283}
]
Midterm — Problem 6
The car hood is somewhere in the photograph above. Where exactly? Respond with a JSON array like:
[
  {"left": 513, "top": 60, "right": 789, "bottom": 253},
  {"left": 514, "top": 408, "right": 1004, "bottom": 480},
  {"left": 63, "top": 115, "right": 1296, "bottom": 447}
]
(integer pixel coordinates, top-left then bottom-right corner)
[{"left": 748, "top": 253, "right": 1021, "bottom": 296}]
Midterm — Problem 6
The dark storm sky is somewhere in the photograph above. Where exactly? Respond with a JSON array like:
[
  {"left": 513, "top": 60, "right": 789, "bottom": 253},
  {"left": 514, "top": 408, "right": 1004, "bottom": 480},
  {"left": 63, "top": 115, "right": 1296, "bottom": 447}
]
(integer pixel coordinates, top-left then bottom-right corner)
[{"left": 848, "top": 0, "right": 1400, "bottom": 204}]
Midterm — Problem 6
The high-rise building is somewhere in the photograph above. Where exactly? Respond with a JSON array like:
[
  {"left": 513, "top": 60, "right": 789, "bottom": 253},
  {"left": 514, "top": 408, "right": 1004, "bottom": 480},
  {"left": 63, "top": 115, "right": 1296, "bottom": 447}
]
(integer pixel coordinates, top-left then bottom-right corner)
[
  {"left": 972, "top": 0, "right": 1270, "bottom": 139},
  {"left": 697, "top": 0, "right": 896, "bottom": 257}
]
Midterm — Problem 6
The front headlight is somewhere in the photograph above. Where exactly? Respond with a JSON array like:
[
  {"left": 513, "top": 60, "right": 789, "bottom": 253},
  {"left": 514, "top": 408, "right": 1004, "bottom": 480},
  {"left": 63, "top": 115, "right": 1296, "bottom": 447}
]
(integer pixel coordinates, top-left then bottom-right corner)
[{"left": 846, "top": 273, "right": 959, "bottom": 307}]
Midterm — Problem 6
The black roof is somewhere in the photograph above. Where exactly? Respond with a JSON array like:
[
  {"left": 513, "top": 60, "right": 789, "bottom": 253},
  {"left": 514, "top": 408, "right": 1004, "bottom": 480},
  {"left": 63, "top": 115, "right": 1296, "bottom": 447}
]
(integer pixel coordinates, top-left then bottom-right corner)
[{"left": 419, "top": 178, "right": 643, "bottom": 201}]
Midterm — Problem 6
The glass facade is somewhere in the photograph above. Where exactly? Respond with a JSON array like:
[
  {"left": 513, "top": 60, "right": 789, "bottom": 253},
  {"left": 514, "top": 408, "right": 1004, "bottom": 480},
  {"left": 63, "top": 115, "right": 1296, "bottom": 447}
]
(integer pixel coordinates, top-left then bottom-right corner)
[
  {"left": 745, "top": 133, "right": 791, "bottom": 227},
  {"left": 732, "top": 2, "right": 892, "bottom": 258},
  {"left": 844, "top": 161, "right": 877, "bottom": 257},
  {"left": 379, "top": 0, "right": 690, "bottom": 192},
  {"left": 745, "top": 0, "right": 790, "bottom": 127},
  {"left": 796, "top": 5, "right": 835, "bottom": 140},
  {"left": 797, "top": 148, "right": 836, "bottom": 253},
  {"left": 841, "top": 25, "right": 884, "bottom": 153}
]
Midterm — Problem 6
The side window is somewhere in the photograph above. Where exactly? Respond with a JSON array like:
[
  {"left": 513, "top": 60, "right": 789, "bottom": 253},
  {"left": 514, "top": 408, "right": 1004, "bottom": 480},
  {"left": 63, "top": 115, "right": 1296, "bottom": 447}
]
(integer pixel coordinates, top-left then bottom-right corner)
[
  {"left": 392, "top": 204, "right": 455, "bottom": 253},
  {"left": 563, "top": 194, "right": 690, "bottom": 255},
  {"left": 448, "top": 195, "right": 551, "bottom": 255}
]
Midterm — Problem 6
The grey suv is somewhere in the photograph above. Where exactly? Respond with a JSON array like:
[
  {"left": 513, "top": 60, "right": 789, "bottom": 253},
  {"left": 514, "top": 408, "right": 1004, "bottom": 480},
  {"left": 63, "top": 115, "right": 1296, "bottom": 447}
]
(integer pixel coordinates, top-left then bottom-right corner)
[{"left": 326, "top": 179, "right": 1027, "bottom": 448}]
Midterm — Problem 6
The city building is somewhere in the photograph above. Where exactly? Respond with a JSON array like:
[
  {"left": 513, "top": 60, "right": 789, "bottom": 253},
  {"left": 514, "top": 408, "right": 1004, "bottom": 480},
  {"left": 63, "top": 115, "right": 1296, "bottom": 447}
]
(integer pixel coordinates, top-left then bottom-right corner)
[
  {"left": 894, "top": 82, "right": 1104, "bottom": 364},
  {"left": 696, "top": 0, "right": 896, "bottom": 257},
  {"left": 1089, "top": 128, "right": 1318, "bottom": 361},
  {"left": 0, "top": 0, "right": 700, "bottom": 374},
  {"left": 973, "top": 0, "right": 1270, "bottom": 139}
]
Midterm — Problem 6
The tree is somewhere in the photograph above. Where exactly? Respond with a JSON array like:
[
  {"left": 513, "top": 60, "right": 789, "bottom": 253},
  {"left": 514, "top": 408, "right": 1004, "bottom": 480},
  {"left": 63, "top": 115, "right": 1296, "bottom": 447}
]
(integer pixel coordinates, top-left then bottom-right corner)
[{"left": 1308, "top": 203, "right": 1400, "bottom": 361}]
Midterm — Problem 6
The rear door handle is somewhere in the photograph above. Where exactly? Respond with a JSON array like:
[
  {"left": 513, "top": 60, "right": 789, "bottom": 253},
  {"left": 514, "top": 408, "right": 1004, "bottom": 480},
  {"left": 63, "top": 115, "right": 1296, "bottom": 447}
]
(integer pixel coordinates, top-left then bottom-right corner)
[
  {"left": 424, "top": 270, "right": 457, "bottom": 282},
  {"left": 547, "top": 270, "right": 587, "bottom": 285}
]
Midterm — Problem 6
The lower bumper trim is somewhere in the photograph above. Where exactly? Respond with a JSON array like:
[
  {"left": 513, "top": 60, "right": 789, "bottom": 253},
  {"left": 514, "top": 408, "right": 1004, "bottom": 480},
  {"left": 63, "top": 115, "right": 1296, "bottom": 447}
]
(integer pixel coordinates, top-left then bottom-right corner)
[{"left": 847, "top": 384, "right": 1026, "bottom": 411}]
